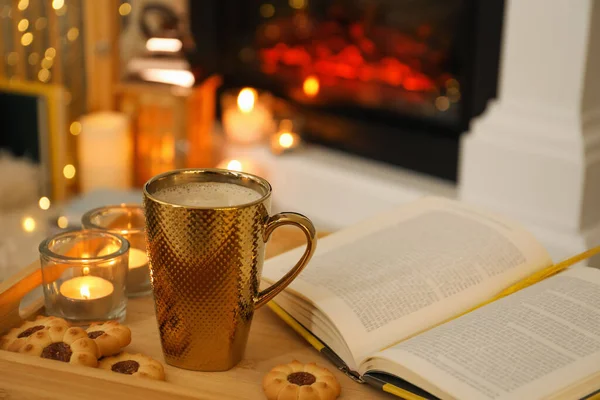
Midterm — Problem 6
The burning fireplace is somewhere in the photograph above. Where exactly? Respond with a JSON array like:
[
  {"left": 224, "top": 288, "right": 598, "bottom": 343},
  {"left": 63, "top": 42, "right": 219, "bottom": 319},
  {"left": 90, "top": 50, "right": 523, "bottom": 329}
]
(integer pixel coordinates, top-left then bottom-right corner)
[{"left": 188, "top": 0, "right": 504, "bottom": 181}]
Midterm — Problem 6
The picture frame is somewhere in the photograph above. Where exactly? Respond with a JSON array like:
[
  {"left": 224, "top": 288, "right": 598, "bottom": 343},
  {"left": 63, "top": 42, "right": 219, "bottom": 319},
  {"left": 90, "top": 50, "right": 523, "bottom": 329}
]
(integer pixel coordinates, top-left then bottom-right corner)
[{"left": 0, "top": 79, "right": 69, "bottom": 201}]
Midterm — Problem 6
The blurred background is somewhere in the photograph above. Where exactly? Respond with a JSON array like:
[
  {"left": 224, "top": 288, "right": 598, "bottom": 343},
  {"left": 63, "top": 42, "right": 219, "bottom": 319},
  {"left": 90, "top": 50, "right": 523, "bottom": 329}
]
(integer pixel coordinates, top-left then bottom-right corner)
[
  {"left": 2, "top": 0, "right": 505, "bottom": 278},
  {"left": 3, "top": 0, "right": 597, "bottom": 279}
]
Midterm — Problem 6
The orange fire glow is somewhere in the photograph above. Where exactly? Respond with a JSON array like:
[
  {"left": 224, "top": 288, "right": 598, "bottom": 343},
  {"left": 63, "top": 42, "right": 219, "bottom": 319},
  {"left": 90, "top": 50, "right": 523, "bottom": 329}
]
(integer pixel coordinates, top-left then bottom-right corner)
[{"left": 303, "top": 76, "right": 320, "bottom": 97}]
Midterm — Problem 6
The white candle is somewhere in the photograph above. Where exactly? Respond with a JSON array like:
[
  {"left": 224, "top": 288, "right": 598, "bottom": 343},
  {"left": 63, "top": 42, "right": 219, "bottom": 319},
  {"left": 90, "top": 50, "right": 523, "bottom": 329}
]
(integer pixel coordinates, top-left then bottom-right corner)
[
  {"left": 222, "top": 88, "right": 274, "bottom": 144},
  {"left": 60, "top": 276, "right": 114, "bottom": 300},
  {"left": 128, "top": 248, "right": 148, "bottom": 269},
  {"left": 78, "top": 111, "right": 132, "bottom": 193},
  {"left": 59, "top": 276, "right": 115, "bottom": 319}
]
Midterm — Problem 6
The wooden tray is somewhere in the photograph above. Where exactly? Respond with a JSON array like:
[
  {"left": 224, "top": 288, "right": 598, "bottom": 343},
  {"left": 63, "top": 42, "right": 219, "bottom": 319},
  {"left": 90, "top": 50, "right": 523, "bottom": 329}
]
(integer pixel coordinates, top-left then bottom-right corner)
[{"left": 0, "top": 228, "right": 389, "bottom": 399}]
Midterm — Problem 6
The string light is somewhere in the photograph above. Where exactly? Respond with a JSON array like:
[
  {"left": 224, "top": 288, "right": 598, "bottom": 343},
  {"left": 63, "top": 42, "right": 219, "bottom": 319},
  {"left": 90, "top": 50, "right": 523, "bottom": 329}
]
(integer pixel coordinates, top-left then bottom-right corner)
[
  {"left": 38, "top": 68, "right": 51, "bottom": 82},
  {"left": 119, "top": 3, "right": 132, "bottom": 16},
  {"left": 70, "top": 121, "right": 81, "bottom": 135},
  {"left": 21, "top": 32, "right": 33, "bottom": 46},
  {"left": 63, "top": 164, "right": 76, "bottom": 179},
  {"left": 17, "top": 0, "right": 29, "bottom": 11},
  {"left": 56, "top": 5, "right": 67, "bottom": 16},
  {"left": 35, "top": 17, "right": 47, "bottom": 30},
  {"left": 18, "top": 19, "right": 29, "bottom": 32},
  {"left": 289, "top": 0, "right": 307, "bottom": 9},
  {"left": 45, "top": 47, "right": 56, "bottom": 59},
  {"left": 28, "top": 53, "right": 39, "bottom": 65},
  {"left": 52, "top": 0, "right": 64, "bottom": 10},
  {"left": 447, "top": 87, "right": 461, "bottom": 103},
  {"left": 57, "top": 216, "right": 68, "bottom": 229},
  {"left": 22, "top": 217, "right": 35, "bottom": 232},
  {"left": 435, "top": 96, "right": 450, "bottom": 112},
  {"left": 67, "top": 27, "right": 79, "bottom": 41},
  {"left": 260, "top": 4, "right": 275, "bottom": 18},
  {"left": 41, "top": 57, "right": 53, "bottom": 69},
  {"left": 445, "top": 78, "right": 459, "bottom": 90},
  {"left": 39, "top": 196, "right": 51, "bottom": 210},
  {"left": 7, "top": 52, "right": 18, "bottom": 66}
]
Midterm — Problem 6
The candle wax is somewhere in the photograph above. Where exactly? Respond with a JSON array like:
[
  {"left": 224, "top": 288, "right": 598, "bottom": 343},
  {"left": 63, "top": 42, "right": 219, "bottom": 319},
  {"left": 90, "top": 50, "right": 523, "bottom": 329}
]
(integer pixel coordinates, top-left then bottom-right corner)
[
  {"left": 60, "top": 276, "right": 114, "bottom": 300},
  {"left": 98, "top": 245, "right": 147, "bottom": 270},
  {"left": 128, "top": 248, "right": 149, "bottom": 269}
]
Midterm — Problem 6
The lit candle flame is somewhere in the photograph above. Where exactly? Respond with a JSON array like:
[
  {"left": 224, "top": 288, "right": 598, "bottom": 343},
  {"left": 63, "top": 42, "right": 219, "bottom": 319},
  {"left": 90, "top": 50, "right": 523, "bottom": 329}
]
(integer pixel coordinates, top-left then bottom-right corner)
[
  {"left": 278, "top": 132, "right": 295, "bottom": 149},
  {"left": 237, "top": 88, "right": 256, "bottom": 113},
  {"left": 303, "top": 76, "right": 320, "bottom": 97},
  {"left": 227, "top": 159, "right": 243, "bottom": 171},
  {"left": 80, "top": 284, "right": 91, "bottom": 300}
]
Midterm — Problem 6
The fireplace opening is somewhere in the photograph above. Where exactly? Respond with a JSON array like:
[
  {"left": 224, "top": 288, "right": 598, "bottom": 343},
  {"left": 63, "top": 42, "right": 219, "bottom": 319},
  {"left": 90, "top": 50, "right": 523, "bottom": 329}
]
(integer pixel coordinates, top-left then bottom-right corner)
[{"left": 188, "top": 0, "right": 504, "bottom": 181}]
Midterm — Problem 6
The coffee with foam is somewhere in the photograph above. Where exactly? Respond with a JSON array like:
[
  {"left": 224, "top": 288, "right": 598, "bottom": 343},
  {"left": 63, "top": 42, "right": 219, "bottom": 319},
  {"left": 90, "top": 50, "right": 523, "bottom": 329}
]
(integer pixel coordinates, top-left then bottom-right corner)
[{"left": 153, "top": 182, "right": 263, "bottom": 208}]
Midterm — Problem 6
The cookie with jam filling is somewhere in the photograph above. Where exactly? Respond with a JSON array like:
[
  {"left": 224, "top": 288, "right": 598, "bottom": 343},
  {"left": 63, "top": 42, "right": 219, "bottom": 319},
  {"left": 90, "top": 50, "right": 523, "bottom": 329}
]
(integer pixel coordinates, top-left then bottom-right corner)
[
  {"left": 1, "top": 315, "right": 70, "bottom": 353},
  {"left": 18, "top": 326, "right": 99, "bottom": 367},
  {"left": 263, "top": 360, "right": 342, "bottom": 400},
  {"left": 98, "top": 352, "right": 165, "bottom": 380},
  {"left": 86, "top": 321, "right": 131, "bottom": 357}
]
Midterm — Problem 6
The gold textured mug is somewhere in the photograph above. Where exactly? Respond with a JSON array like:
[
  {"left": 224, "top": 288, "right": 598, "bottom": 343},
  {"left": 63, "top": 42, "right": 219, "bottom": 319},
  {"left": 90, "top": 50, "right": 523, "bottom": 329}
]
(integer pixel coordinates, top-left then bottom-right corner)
[{"left": 143, "top": 169, "right": 317, "bottom": 371}]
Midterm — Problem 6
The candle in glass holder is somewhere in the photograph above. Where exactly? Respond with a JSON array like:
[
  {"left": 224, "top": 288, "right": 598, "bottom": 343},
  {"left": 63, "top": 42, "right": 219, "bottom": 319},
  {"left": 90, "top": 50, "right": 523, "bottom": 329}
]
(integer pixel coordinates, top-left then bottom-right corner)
[
  {"left": 270, "top": 119, "right": 301, "bottom": 154},
  {"left": 59, "top": 276, "right": 114, "bottom": 319},
  {"left": 40, "top": 229, "right": 129, "bottom": 325},
  {"left": 222, "top": 88, "right": 274, "bottom": 144},
  {"left": 82, "top": 205, "right": 151, "bottom": 297}
]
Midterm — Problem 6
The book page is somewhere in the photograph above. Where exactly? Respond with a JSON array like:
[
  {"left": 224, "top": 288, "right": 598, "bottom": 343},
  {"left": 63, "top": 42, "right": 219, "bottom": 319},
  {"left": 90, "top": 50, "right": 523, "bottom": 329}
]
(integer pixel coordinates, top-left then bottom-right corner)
[
  {"left": 262, "top": 197, "right": 552, "bottom": 365},
  {"left": 365, "top": 268, "right": 600, "bottom": 400}
]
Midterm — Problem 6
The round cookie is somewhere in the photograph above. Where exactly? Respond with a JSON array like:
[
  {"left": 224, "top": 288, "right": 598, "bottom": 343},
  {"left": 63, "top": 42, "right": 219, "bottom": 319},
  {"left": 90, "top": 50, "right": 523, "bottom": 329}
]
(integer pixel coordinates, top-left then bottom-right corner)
[
  {"left": 18, "top": 326, "right": 99, "bottom": 367},
  {"left": 263, "top": 360, "right": 341, "bottom": 400},
  {"left": 86, "top": 321, "right": 132, "bottom": 357},
  {"left": 98, "top": 352, "right": 165, "bottom": 380},
  {"left": 1, "top": 315, "right": 70, "bottom": 353}
]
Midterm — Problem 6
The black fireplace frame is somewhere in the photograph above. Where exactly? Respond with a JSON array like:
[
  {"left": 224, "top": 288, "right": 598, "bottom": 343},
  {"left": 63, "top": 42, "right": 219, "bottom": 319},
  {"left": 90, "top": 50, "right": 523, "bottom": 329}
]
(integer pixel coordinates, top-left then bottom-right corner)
[{"left": 188, "top": 0, "right": 504, "bottom": 181}]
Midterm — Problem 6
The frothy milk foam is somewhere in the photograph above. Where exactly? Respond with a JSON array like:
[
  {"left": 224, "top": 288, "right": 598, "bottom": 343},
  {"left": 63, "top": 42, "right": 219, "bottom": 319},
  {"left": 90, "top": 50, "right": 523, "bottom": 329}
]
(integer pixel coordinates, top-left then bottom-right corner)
[{"left": 153, "top": 182, "right": 262, "bottom": 207}]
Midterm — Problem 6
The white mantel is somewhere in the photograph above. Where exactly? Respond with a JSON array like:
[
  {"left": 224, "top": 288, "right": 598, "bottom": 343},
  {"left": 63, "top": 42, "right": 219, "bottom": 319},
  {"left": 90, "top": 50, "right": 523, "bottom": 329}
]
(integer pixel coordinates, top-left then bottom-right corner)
[{"left": 460, "top": 0, "right": 600, "bottom": 264}]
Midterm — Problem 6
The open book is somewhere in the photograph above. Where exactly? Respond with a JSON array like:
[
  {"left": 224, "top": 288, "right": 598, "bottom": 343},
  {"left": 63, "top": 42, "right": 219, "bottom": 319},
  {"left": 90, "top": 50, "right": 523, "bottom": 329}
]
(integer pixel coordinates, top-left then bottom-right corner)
[{"left": 261, "top": 197, "right": 600, "bottom": 400}]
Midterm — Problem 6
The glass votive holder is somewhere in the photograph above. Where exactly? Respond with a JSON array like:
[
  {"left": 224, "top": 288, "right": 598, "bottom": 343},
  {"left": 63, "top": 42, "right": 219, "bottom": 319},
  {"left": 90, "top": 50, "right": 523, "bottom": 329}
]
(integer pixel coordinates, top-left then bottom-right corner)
[
  {"left": 39, "top": 229, "right": 129, "bottom": 325},
  {"left": 81, "top": 205, "right": 151, "bottom": 297}
]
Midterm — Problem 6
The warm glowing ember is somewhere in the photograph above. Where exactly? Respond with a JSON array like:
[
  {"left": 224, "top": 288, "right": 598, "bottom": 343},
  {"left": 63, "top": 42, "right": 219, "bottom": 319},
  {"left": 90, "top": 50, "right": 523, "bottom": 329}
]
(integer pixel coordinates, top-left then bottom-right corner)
[{"left": 302, "top": 76, "right": 320, "bottom": 97}]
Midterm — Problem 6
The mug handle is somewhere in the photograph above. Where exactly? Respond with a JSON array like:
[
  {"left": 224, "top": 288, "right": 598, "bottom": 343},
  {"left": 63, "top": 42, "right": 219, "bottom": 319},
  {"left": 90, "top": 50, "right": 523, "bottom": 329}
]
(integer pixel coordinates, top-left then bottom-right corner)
[{"left": 254, "top": 212, "right": 317, "bottom": 309}]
